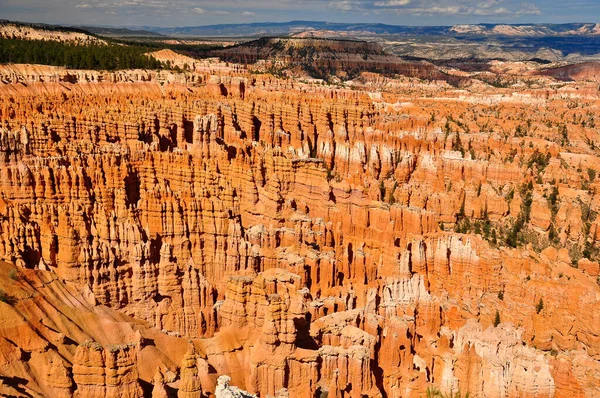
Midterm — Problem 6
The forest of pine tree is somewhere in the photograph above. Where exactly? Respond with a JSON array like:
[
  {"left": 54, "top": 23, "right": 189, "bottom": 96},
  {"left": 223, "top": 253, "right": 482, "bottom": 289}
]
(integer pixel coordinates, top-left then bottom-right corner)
[{"left": 0, "top": 37, "right": 167, "bottom": 70}]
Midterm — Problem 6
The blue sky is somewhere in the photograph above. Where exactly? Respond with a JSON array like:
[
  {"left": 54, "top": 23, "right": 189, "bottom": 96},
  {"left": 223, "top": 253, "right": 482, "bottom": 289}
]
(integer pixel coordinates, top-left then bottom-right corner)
[{"left": 0, "top": 0, "right": 598, "bottom": 27}]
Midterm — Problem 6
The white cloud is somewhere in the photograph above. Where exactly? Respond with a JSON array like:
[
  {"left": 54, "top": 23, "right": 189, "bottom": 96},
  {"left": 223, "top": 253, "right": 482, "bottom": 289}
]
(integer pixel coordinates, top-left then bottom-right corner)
[
  {"left": 325, "top": 0, "right": 539, "bottom": 17},
  {"left": 473, "top": 7, "right": 511, "bottom": 15},
  {"left": 374, "top": 0, "right": 412, "bottom": 6},
  {"left": 328, "top": 0, "right": 363, "bottom": 11},
  {"left": 412, "top": 5, "right": 463, "bottom": 15},
  {"left": 385, "top": 0, "right": 541, "bottom": 16},
  {"left": 44, "top": 0, "right": 544, "bottom": 18},
  {"left": 0, "top": 0, "right": 546, "bottom": 26},
  {"left": 192, "top": 7, "right": 232, "bottom": 15},
  {"left": 517, "top": 2, "right": 542, "bottom": 15}
]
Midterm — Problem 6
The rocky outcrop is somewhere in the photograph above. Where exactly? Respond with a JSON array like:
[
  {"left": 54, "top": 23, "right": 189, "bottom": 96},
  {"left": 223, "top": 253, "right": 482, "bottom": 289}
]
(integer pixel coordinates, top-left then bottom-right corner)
[
  {"left": 216, "top": 375, "right": 256, "bottom": 398},
  {"left": 211, "top": 37, "right": 450, "bottom": 82},
  {"left": 449, "top": 321, "right": 556, "bottom": 398},
  {"left": 72, "top": 342, "right": 143, "bottom": 398},
  {"left": 0, "top": 22, "right": 106, "bottom": 45},
  {"left": 538, "top": 62, "right": 600, "bottom": 81}
]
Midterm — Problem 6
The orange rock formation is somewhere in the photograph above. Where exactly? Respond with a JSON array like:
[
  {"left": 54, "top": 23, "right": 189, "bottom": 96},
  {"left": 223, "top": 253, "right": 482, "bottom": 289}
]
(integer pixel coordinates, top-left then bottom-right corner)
[{"left": 0, "top": 61, "right": 598, "bottom": 397}]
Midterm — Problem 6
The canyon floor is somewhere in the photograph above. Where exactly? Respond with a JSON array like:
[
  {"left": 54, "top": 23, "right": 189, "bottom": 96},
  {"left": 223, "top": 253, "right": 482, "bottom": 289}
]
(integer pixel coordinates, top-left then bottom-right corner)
[{"left": 0, "top": 33, "right": 599, "bottom": 397}]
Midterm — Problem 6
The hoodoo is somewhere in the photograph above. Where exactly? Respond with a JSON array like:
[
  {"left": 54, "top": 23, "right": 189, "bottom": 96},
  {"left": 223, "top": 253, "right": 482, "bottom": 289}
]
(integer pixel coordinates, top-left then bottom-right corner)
[{"left": 0, "top": 17, "right": 599, "bottom": 398}]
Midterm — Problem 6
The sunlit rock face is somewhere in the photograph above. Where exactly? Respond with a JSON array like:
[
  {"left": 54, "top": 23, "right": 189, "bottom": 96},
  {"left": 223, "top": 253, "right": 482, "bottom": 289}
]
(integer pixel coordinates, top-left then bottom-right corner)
[{"left": 0, "top": 59, "right": 598, "bottom": 398}]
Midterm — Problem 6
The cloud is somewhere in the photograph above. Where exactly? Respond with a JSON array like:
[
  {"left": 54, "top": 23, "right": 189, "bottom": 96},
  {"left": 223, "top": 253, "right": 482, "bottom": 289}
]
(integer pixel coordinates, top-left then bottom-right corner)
[
  {"left": 328, "top": 0, "right": 363, "bottom": 12},
  {"left": 382, "top": 0, "right": 541, "bottom": 16},
  {"left": 324, "top": 0, "right": 540, "bottom": 17},
  {"left": 517, "top": 2, "right": 542, "bottom": 15},
  {"left": 373, "top": 0, "right": 412, "bottom": 6},
  {"left": 0, "top": 0, "right": 547, "bottom": 27},
  {"left": 171, "top": 5, "right": 231, "bottom": 16},
  {"left": 71, "top": 0, "right": 173, "bottom": 15}
]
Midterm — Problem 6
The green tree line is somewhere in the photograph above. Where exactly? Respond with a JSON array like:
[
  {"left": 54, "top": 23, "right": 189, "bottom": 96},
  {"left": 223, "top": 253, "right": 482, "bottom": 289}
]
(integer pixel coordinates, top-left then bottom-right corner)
[{"left": 0, "top": 37, "right": 166, "bottom": 70}]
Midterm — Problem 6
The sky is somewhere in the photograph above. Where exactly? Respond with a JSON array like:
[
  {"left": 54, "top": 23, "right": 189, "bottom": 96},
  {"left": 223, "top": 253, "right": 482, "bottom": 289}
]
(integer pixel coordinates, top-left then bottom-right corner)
[{"left": 0, "top": 0, "right": 598, "bottom": 28}]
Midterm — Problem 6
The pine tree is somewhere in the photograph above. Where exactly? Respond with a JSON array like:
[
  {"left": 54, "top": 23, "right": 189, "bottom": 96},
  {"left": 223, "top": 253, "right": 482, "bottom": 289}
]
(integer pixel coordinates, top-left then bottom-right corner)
[{"left": 536, "top": 298, "right": 544, "bottom": 314}]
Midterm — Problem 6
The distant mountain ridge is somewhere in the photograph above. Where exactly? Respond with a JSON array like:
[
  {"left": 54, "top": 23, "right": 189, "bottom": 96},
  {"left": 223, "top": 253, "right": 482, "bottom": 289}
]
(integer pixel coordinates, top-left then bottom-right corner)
[
  {"left": 449, "top": 23, "right": 600, "bottom": 36},
  {"left": 3, "top": 19, "right": 600, "bottom": 39},
  {"left": 2, "top": 19, "right": 599, "bottom": 63},
  {"left": 143, "top": 21, "right": 600, "bottom": 37}
]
